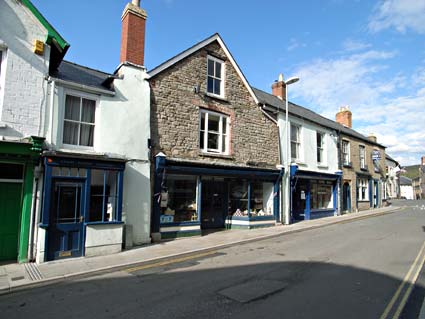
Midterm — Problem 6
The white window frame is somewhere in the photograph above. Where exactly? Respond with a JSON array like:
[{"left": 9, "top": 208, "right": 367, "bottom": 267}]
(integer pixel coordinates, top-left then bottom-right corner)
[
  {"left": 358, "top": 178, "right": 369, "bottom": 201},
  {"left": 61, "top": 89, "right": 99, "bottom": 150},
  {"left": 342, "top": 140, "right": 350, "bottom": 166},
  {"left": 290, "top": 123, "right": 301, "bottom": 161},
  {"left": 316, "top": 131, "right": 325, "bottom": 164},
  {"left": 199, "top": 109, "right": 230, "bottom": 155},
  {"left": 359, "top": 145, "right": 366, "bottom": 169},
  {"left": 0, "top": 48, "right": 6, "bottom": 107},
  {"left": 206, "top": 55, "right": 225, "bottom": 98}
]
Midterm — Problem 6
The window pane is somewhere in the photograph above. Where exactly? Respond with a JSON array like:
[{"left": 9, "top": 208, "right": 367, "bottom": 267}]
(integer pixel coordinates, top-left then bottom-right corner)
[
  {"left": 81, "top": 98, "right": 95, "bottom": 123},
  {"left": 207, "top": 132, "right": 219, "bottom": 150},
  {"left": 161, "top": 175, "right": 197, "bottom": 223},
  {"left": 317, "top": 149, "right": 322, "bottom": 163},
  {"left": 229, "top": 180, "right": 249, "bottom": 215},
  {"left": 63, "top": 121, "right": 79, "bottom": 145},
  {"left": 65, "top": 95, "right": 80, "bottom": 121},
  {"left": 222, "top": 117, "right": 227, "bottom": 134},
  {"left": 214, "top": 79, "right": 221, "bottom": 95},
  {"left": 215, "top": 61, "right": 222, "bottom": 79},
  {"left": 317, "top": 133, "right": 322, "bottom": 147},
  {"left": 291, "top": 125, "right": 298, "bottom": 141},
  {"left": 89, "top": 170, "right": 105, "bottom": 222},
  {"left": 200, "top": 113, "right": 205, "bottom": 130},
  {"left": 207, "top": 77, "right": 214, "bottom": 93},
  {"left": 207, "top": 59, "right": 214, "bottom": 76},
  {"left": 80, "top": 124, "right": 94, "bottom": 146},
  {"left": 291, "top": 142, "right": 297, "bottom": 159},
  {"left": 0, "top": 163, "right": 23, "bottom": 179},
  {"left": 222, "top": 134, "right": 226, "bottom": 153},
  {"left": 208, "top": 114, "right": 220, "bottom": 132},
  {"left": 55, "top": 184, "right": 81, "bottom": 223},
  {"left": 200, "top": 131, "right": 204, "bottom": 149}
]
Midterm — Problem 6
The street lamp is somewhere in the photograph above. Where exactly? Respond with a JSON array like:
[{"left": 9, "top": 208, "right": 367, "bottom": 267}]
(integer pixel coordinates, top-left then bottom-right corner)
[{"left": 284, "top": 76, "right": 299, "bottom": 225}]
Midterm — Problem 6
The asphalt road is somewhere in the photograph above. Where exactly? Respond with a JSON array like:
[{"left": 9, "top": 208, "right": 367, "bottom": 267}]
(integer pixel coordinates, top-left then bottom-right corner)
[{"left": 0, "top": 202, "right": 424, "bottom": 319}]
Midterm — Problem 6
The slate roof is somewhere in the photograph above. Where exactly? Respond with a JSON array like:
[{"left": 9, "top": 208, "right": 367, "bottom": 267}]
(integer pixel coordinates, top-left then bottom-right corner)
[
  {"left": 399, "top": 176, "right": 412, "bottom": 185},
  {"left": 51, "top": 60, "right": 114, "bottom": 93},
  {"left": 253, "top": 87, "right": 386, "bottom": 148},
  {"left": 385, "top": 154, "right": 399, "bottom": 165}
]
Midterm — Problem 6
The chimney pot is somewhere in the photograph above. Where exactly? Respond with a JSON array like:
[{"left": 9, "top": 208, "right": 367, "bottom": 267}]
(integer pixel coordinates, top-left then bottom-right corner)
[
  {"left": 132, "top": 0, "right": 140, "bottom": 7},
  {"left": 272, "top": 73, "right": 286, "bottom": 100}
]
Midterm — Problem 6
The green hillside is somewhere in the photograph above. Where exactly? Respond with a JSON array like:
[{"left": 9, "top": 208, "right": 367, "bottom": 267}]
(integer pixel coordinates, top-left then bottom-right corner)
[{"left": 401, "top": 165, "right": 420, "bottom": 179}]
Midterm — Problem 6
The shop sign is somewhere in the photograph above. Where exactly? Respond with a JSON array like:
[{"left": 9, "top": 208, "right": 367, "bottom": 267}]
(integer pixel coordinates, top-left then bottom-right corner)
[{"left": 372, "top": 150, "right": 381, "bottom": 160}]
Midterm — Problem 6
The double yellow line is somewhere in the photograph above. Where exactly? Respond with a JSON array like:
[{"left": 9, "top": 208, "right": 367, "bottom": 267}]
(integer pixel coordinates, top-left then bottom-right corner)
[{"left": 380, "top": 240, "right": 425, "bottom": 319}]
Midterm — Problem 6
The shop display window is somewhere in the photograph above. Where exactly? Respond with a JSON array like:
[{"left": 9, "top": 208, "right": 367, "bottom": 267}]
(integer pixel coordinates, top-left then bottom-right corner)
[
  {"left": 161, "top": 175, "right": 198, "bottom": 223},
  {"left": 229, "top": 181, "right": 274, "bottom": 217},
  {"left": 89, "top": 169, "right": 119, "bottom": 222},
  {"left": 311, "top": 181, "right": 333, "bottom": 210},
  {"left": 229, "top": 180, "right": 249, "bottom": 216}
]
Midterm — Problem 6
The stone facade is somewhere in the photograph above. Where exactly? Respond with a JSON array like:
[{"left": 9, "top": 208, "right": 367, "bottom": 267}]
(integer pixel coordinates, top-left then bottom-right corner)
[
  {"left": 150, "top": 41, "right": 279, "bottom": 168},
  {"left": 340, "top": 134, "right": 386, "bottom": 212}
]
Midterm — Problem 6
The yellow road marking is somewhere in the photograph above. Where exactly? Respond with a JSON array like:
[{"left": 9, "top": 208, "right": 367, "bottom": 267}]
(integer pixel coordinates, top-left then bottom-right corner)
[
  {"left": 392, "top": 243, "right": 425, "bottom": 318},
  {"left": 380, "top": 240, "right": 425, "bottom": 319},
  {"left": 124, "top": 251, "right": 217, "bottom": 273}
]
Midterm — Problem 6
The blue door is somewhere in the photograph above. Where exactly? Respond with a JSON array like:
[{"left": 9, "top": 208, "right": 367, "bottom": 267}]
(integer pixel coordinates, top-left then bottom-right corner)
[{"left": 47, "top": 179, "right": 85, "bottom": 260}]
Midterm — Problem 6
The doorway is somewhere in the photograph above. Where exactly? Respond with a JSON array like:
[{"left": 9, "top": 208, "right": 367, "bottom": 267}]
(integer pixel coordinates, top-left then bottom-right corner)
[
  {"left": 201, "top": 180, "right": 227, "bottom": 229},
  {"left": 47, "top": 179, "right": 85, "bottom": 261},
  {"left": 342, "top": 182, "right": 351, "bottom": 212}
]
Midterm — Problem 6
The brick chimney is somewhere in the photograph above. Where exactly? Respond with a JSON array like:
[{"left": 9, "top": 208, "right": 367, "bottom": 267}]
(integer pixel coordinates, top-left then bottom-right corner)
[
  {"left": 120, "top": 0, "right": 147, "bottom": 66},
  {"left": 368, "top": 134, "right": 377, "bottom": 143},
  {"left": 421, "top": 156, "right": 425, "bottom": 166},
  {"left": 272, "top": 74, "right": 286, "bottom": 100},
  {"left": 335, "top": 106, "right": 352, "bottom": 128}
]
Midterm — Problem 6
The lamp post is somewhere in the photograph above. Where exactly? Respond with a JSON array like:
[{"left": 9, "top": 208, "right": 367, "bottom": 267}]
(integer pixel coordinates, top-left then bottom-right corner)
[{"left": 284, "top": 76, "right": 299, "bottom": 225}]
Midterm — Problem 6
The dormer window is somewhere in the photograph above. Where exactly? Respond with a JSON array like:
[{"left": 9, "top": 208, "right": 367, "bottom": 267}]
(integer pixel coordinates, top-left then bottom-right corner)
[{"left": 207, "top": 55, "right": 224, "bottom": 97}]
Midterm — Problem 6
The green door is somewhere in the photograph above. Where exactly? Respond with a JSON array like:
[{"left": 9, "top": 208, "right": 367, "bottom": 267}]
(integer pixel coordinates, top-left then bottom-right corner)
[{"left": 0, "top": 182, "right": 22, "bottom": 261}]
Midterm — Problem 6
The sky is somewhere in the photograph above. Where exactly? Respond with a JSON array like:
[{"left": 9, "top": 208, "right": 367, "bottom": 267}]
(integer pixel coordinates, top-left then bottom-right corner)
[{"left": 31, "top": 0, "right": 425, "bottom": 166}]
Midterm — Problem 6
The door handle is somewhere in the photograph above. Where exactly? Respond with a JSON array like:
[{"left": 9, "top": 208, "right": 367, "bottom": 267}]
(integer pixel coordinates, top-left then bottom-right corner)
[{"left": 79, "top": 216, "right": 84, "bottom": 223}]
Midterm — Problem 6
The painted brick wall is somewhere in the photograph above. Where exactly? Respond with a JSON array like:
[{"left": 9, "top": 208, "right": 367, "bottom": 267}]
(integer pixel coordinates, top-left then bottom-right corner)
[
  {"left": 150, "top": 42, "right": 279, "bottom": 169},
  {"left": 0, "top": 0, "right": 50, "bottom": 138}
]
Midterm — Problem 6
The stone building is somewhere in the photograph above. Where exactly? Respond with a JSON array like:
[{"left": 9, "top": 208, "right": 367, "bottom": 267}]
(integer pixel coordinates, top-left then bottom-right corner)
[
  {"left": 335, "top": 107, "right": 386, "bottom": 212},
  {"left": 149, "top": 34, "right": 281, "bottom": 238}
]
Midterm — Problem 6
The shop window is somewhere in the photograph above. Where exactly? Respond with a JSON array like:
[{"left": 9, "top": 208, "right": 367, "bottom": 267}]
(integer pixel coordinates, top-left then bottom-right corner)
[
  {"left": 359, "top": 145, "right": 366, "bottom": 169},
  {"left": 51, "top": 166, "right": 87, "bottom": 178},
  {"left": 63, "top": 94, "right": 96, "bottom": 147},
  {"left": 249, "top": 182, "right": 274, "bottom": 216},
  {"left": 200, "top": 110, "right": 229, "bottom": 154},
  {"left": 88, "top": 170, "right": 119, "bottom": 222},
  {"left": 290, "top": 123, "right": 301, "bottom": 160},
  {"left": 160, "top": 175, "right": 197, "bottom": 223},
  {"left": 0, "top": 163, "right": 23, "bottom": 180},
  {"left": 357, "top": 178, "right": 369, "bottom": 201},
  {"left": 316, "top": 132, "right": 325, "bottom": 164},
  {"left": 229, "top": 180, "right": 249, "bottom": 216},
  {"left": 342, "top": 140, "right": 350, "bottom": 166},
  {"left": 207, "top": 55, "right": 224, "bottom": 97},
  {"left": 311, "top": 181, "right": 333, "bottom": 210}
]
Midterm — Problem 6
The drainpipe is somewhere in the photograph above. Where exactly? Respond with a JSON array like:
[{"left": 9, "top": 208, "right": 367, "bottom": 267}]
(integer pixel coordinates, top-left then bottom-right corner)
[
  {"left": 49, "top": 79, "right": 55, "bottom": 144},
  {"left": 29, "top": 164, "right": 41, "bottom": 262}
]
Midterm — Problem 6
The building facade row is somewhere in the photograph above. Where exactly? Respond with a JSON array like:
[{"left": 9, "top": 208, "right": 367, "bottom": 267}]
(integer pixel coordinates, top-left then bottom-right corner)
[{"left": 0, "top": 0, "right": 397, "bottom": 263}]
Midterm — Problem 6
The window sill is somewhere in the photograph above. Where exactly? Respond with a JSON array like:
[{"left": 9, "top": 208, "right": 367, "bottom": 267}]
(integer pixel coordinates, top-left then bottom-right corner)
[
  {"left": 204, "top": 92, "right": 229, "bottom": 103},
  {"left": 85, "top": 221, "right": 124, "bottom": 226},
  {"left": 317, "top": 164, "right": 329, "bottom": 169},
  {"left": 358, "top": 200, "right": 370, "bottom": 203},
  {"left": 199, "top": 151, "right": 234, "bottom": 160},
  {"left": 293, "top": 160, "right": 307, "bottom": 166},
  {"left": 343, "top": 164, "right": 352, "bottom": 168}
]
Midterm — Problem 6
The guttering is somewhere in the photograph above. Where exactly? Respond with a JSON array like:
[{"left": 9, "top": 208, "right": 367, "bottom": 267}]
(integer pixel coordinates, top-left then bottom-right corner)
[{"left": 49, "top": 77, "right": 116, "bottom": 97}]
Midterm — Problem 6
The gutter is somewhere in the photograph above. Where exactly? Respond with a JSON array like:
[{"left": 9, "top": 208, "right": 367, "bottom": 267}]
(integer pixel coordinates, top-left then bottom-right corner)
[{"left": 49, "top": 77, "right": 116, "bottom": 97}]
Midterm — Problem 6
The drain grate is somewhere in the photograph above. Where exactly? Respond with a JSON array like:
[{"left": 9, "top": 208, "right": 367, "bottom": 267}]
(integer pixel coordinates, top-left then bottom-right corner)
[{"left": 24, "top": 263, "right": 44, "bottom": 281}]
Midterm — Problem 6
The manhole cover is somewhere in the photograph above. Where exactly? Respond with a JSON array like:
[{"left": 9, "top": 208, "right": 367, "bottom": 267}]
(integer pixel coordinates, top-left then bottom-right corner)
[{"left": 218, "top": 280, "right": 287, "bottom": 303}]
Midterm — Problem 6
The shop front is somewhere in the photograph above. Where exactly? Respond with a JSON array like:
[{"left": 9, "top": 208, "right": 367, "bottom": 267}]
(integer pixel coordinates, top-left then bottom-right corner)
[
  {"left": 39, "top": 153, "right": 125, "bottom": 262},
  {"left": 153, "top": 155, "right": 282, "bottom": 239},
  {"left": 290, "top": 166, "right": 341, "bottom": 221}
]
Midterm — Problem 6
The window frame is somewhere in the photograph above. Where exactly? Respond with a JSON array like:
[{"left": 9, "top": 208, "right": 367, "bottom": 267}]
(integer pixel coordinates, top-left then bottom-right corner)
[
  {"left": 290, "top": 123, "right": 301, "bottom": 161},
  {"left": 357, "top": 178, "right": 369, "bottom": 201},
  {"left": 316, "top": 131, "right": 325, "bottom": 164},
  {"left": 0, "top": 48, "right": 6, "bottom": 106},
  {"left": 342, "top": 140, "right": 350, "bottom": 166},
  {"left": 359, "top": 145, "right": 366, "bottom": 169},
  {"left": 61, "top": 89, "right": 99, "bottom": 150},
  {"left": 206, "top": 55, "right": 225, "bottom": 98},
  {"left": 199, "top": 109, "right": 230, "bottom": 155}
]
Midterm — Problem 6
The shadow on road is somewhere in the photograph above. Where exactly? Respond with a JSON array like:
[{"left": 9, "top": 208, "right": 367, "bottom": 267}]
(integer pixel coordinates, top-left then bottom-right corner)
[{"left": 0, "top": 260, "right": 423, "bottom": 319}]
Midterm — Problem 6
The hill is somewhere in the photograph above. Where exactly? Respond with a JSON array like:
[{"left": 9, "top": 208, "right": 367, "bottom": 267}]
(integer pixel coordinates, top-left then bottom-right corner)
[{"left": 401, "top": 165, "right": 420, "bottom": 179}]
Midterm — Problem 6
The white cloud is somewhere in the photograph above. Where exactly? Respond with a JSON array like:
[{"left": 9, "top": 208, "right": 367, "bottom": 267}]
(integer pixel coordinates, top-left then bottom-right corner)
[
  {"left": 368, "top": 0, "right": 425, "bottom": 34},
  {"left": 342, "top": 39, "right": 372, "bottom": 52},
  {"left": 289, "top": 49, "right": 425, "bottom": 166},
  {"left": 287, "top": 38, "right": 307, "bottom": 52}
]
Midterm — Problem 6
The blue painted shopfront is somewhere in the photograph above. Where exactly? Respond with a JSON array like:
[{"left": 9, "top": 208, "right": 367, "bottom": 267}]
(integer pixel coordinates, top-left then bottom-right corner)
[
  {"left": 153, "top": 155, "right": 282, "bottom": 238},
  {"left": 41, "top": 155, "right": 125, "bottom": 261},
  {"left": 290, "top": 165, "right": 342, "bottom": 221}
]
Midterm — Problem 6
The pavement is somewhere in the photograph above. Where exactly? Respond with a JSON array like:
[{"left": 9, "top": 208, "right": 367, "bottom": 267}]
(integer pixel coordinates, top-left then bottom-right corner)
[{"left": 0, "top": 205, "right": 404, "bottom": 295}]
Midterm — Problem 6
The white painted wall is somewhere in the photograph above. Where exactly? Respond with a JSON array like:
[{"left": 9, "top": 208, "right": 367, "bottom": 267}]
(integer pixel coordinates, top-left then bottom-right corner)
[
  {"left": 400, "top": 185, "right": 414, "bottom": 200},
  {"left": 85, "top": 224, "right": 123, "bottom": 257},
  {"left": 0, "top": 0, "right": 50, "bottom": 138}
]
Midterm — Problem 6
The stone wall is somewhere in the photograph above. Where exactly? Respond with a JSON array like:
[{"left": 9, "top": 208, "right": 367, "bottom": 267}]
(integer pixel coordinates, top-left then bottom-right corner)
[{"left": 150, "top": 41, "right": 279, "bottom": 169}]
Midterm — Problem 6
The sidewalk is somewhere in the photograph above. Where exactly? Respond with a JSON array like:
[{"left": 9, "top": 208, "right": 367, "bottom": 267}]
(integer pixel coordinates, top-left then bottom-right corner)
[{"left": 0, "top": 206, "right": 400, "bottom": 295}]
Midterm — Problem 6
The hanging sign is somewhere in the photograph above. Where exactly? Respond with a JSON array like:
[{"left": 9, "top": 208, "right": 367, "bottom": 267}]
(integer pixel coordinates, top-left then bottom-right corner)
[{"left": 372, "top": 150, "right": 381, "bottom": 160}]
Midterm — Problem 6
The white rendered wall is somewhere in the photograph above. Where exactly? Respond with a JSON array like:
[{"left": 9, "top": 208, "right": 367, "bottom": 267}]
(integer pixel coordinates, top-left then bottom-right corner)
[
  {"left": 400, "top": 185, "right": 414, "bottom": 200},
  {"left": 85, "top": 224, "right": 123, "bottom": 257},
  {"left": 278, "top": 113, "right": 339, "bottom": 174},
  {"left": 0, "top": 0, "right": 50, "bottom": 138}
]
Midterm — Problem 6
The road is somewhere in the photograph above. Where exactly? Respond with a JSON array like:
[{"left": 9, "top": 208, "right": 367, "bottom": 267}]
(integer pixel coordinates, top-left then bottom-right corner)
[{"left": 0, "top": 201, "right": 424, "bottom": 318}]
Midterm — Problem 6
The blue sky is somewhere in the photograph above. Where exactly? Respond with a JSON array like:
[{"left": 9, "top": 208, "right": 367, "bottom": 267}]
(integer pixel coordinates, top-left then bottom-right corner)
[{"left": 32, "top": 0, "right": 425, "bottom": 166}]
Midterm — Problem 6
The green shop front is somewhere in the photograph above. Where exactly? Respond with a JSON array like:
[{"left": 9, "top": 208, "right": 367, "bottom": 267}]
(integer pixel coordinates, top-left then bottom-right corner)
[
  {"left": 0, "top": 137, "right": 43, "bottom": 263},
  {"left": 153, "top": 155, "right": 282, "bottom": 239}
]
